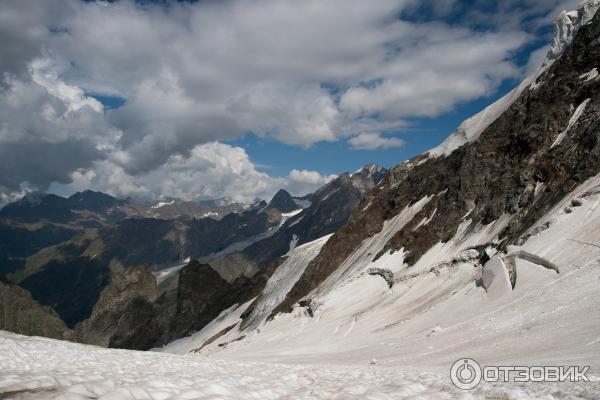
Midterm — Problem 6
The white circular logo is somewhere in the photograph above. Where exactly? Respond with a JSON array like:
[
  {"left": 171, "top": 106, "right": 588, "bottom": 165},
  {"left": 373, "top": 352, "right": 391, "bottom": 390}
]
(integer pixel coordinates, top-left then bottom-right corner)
[{"left": 450, "top": 358, "right": 482, "bottom": 390}]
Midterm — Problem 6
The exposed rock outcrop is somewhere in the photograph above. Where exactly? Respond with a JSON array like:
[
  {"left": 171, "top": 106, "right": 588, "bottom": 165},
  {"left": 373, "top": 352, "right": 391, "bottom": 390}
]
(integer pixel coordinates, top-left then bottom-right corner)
[
  {"left": 74, "top": 266, "right": 158, "bottom": 348},
  {"left": 267, "top": 189, "right": 300, "bottom": 213},
  {"left": 0, "top": 280, "right": 70, "bottom": 339}
]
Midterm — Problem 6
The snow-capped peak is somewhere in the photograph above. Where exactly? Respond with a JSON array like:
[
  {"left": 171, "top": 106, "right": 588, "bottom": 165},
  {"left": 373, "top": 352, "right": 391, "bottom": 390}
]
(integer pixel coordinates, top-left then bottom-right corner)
[
  {"left": 544, "top": 0, "right": 600, "bottom": 67},
  {"left": 352, "top": 163, "right": 384, "bottom": 177},
  {"left": 151, "top": 200, "right": 175, "bottom": 209},
  {"left": 428, "top": 0, "right": 600, "bottom": 158}
]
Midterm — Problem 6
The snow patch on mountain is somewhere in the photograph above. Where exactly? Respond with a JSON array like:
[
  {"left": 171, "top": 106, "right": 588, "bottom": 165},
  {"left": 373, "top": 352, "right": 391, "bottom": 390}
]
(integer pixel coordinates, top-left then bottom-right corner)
[
  {"left": 281, "top": 209, "right": 303, "bottom": 218},
  {"left": 580, "top": 67, "right": 599, "bottom": 82},
  {"left": 150, "top": 200, "right": 175, "bottom": 209},
  {"left": 244, "top": 234, "right": 332, "bottom": 332},
  {"left": 160, "top": 234, "right": 333, "bottom": 355},
  {"left": 314, "top": 195, "right": 432, "bottom": 298},
  {"left": 551, "top": 98, "right": 591, "bottom": 148}
]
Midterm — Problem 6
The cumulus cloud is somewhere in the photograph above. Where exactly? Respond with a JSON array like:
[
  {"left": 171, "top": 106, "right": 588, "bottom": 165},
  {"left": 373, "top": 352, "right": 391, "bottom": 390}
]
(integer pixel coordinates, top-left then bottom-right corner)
[
  {"left": 53, "top": 143, "right": 333, "bottom": 203},
  {"left": 288, "top": 170, "right": 336, "bottom": 185},
  {"left": 0, "top": 75, "right": 116, "bottom": 192},
  {"left": 349, "top": 133, "right": 405, "bottom": 150},
  {"left": 52, "top": 143, "right": 281, "bottom": 203},
  {"left": 284, "top": 169, "right": 337, "bottom": 198},
  {"left": 0, "top": 0, "right": 573, "bottom": 202}
]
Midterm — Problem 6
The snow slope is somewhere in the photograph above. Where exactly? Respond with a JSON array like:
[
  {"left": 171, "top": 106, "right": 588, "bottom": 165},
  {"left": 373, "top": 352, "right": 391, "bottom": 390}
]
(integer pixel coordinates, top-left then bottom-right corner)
[
  {"left": 1, "top": 329, "right": 598, "bottom": 400},
  {"left": 243, "top": 234, "right": 332, "bottom": 331},
  {"left": 160, "top": 234, "right": 332, "bottom": 354},
  {"left": 154, "top": 174, "right": 600, "bottom": 399}
]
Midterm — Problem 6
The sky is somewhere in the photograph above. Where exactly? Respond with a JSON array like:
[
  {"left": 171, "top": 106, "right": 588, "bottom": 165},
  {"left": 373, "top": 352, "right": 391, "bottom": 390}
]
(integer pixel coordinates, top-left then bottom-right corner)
[{"left": 0, "top": 0, "right": 582, "bottom": 205}]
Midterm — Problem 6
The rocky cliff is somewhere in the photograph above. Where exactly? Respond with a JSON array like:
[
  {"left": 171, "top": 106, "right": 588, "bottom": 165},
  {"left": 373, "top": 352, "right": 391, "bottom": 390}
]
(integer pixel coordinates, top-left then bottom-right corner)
[
  {"left": 273, "top": 1, "right": 600, "bottom": 315},
  {"left": 73, "top": 266, "right": 158, "bottom": 348},
  {"left": 0, "top": 280, "right": 70, "bottom": 339}
]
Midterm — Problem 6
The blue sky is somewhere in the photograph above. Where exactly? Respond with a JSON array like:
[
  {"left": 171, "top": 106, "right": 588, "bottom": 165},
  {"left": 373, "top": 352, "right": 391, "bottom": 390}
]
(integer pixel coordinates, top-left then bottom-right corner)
[
  {"left": 0, "top": 0, "right": 581, "bottom": 203},
  {"left": 88, "top": 0, "right": 562, "bottom": 178},
  {"left": 225, "top": 78, "right": 522, "bottom": 177}
]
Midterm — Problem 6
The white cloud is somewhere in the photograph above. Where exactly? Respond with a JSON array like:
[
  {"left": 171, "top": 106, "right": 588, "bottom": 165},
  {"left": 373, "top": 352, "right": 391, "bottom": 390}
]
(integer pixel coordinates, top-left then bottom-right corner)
[
  {"left": 53, "top": 143, "right": 335, "bottom": 203},
  {"left": 523, "top": 45, "right": 550, "bottom": 76},
  {"left": 31, "top": 58, "right": 103, "bottom": 113},
  {"left": 288, "top": 169, "right": 337, "bottom": 186},
  {"left": 227, "top": 83, "right": 341, "bottom": 147},
  {"left": 349, "top": 133, "right": 405, "bottom": 150},
  {"left": 43, "top": 0, "right": 531, "bottom": 167},
  {"left": 0, "top": 0, "right": 572, "bottom": 201},
  {"left": 286, "top": 169, "right": 337, "bottom": 197},
  {"left": 54, "top": 143, "right": 284, "bottom": 203}
]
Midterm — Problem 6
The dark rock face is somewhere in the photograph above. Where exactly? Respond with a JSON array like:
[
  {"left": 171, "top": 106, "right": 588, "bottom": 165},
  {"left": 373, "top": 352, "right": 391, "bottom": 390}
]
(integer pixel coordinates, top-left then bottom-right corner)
[
  {"left": 20, "top": 256, "right": 110, "bottom": 328},
  {"left": 0, "top": 191, "right": 123, "bottom": 224},
  {"left": 170, "top": 262, "right": 234, "bottom": 340},
  {"left": 267, "top": 190, "right": 299, "bottom": 213},
  {"left": 0, "top": 281, "right": 70, "bottom": 339},
  {"left": 80, "top": 257, "right": 285, "bottom": 350},
  {"left": 73, "top": 266, "right": 158, "bottom": 348},
  {"left": 274, "top": 12, "right": 600, "bottom": 315},
  {"left": 80, "top": 261, "right": 236, "bottom": 350}
]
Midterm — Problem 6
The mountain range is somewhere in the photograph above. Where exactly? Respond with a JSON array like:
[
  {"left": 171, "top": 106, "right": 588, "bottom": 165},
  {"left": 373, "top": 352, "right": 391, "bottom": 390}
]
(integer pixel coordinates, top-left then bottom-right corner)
[
  {"left": 1, "top": 2, "right": 600, "bottom": 398},
  {"left": 0, "top": 164, "right": 385, "bottom": 328}
]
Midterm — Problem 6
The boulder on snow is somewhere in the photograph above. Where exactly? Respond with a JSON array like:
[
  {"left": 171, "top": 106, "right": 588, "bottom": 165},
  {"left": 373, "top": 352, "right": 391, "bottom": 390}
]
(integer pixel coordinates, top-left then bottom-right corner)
[
  {"left": 367, "top": 268, "right": 394, "bottom": 288},
  {"left": 481, "top": 256, "right": 512, "bottom": 301}
]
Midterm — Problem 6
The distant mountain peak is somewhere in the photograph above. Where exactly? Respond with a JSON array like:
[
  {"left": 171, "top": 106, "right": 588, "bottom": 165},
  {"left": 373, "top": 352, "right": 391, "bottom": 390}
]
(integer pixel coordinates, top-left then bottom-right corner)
[{"left": 267, "top": 189, "right": 298, "bottom": 213}]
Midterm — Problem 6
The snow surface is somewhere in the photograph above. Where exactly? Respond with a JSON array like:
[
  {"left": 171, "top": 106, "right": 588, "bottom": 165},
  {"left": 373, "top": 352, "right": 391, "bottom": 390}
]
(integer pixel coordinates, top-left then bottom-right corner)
[
  {"left": 155, "top": 175, "right": 600, "bottom": 400},
  {"left": 2, "top": 330, "right": 530, "bottom": 400}
]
